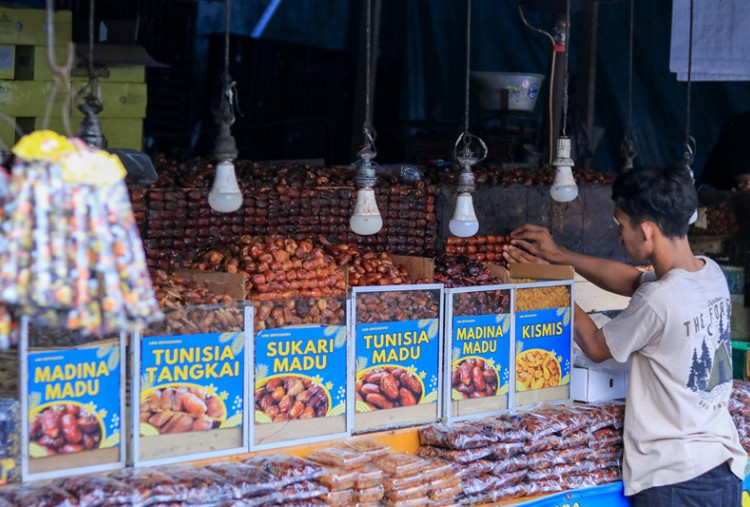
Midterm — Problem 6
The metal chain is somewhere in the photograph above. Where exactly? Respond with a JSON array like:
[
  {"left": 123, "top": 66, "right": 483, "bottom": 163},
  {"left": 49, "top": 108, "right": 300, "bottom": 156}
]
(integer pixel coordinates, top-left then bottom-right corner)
[
  {"left": 561, "top": 0, "right": 570, "bottom": 137},
  {"left": 463, "top": 0, "right": 471, "bottom": 133},
  {"left": 362, "top": 0, "right": 376, "bottom": 149},
  {"left": 620, "top": 0, "right": 638, "bottom": 169},
  {"left": 683, "top": 0, "right": 695, "bottom": 168}
]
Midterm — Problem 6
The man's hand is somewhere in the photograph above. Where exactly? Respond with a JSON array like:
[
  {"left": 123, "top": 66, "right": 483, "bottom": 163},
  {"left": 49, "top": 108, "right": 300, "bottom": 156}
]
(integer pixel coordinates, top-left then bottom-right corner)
[
  {"left": 504, "top": 224, "right": 565, "bottom": 264},
  {"left": 502, "top": 243, "right": 549, "bottom": 264}
]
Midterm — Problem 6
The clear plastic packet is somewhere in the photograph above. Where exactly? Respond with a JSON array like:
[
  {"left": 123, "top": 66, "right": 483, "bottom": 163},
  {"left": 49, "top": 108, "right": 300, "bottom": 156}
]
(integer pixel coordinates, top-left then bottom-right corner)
[
  {"left": 56, "top": 474, "right": 138, "bottom": 506},
  {"left": 563, "top": 473, "right": 599, "bottom": 490},
  {"left": 155, "top": 464, "right": 241, "bottom": 504},
  {"left": 317, "top": 467, "right": 358, "bottom": 491},
  {"left": 595, "top": 454, "right": 622, "bottom": 470},
  {"left": 0, "top": 484, "right": 78, "bottom": 507},
  {"left": 355, "top": 484, "right": 385, "bottom": 503},
  {"left": 306, "top": 446, "right": 371, "bottom": 469},
  {"left": 489, "top": 453, "right": 528, "bottom": 475},
  {"left": 422, "top": 458, "right": 456, "bottom": 481},
  {"left": 355, "top": 463, "right": 384, "bottom": 489},
  {"left": 552, "top": 430, "right": 589, "bottom": 450},
  {"left": 319, "top": 488, "right": 355, "bottom": 506},
  {"left": 526, "top": 450, "right": 556, "bottom": 471},
  {"left": 592, "top": 445, "right": 622, "bottom": 460},
  {"left": 280, "top": 479, "right": 329, "bottom": 502},
  {"left": 588, "top": 427, "right": 623, "bottom": 449},
  {"left": 227, "top": 490, "right": 282, "bottom": 506},
  {"left": 493, "top": 469, "right": 527, "bottom": 490},
  {"left": 204, "top": 461, "right": 277, "bottom": 498},
  {"left": 353, "top": 503, "right": 381, "bottom": 507},
  {"left": 243, "top": 454, "right": 324, "bottom": 487},
  {"left": 382, "top": 496, "right": 431, "bottom": 507},
  {"left": 539, "top": 405, "right": 592, "bottom": 436},
  {"left": 460, "top": 473, "right": 500, "bottom": 496},
  {"left": 488, "top": 483, "right": 527, "bottom": 503},
  {"left": 418, "top": 421, "right": 497, "bottom": 449},
  {"left": 282, "top": 499, "right": 327, "bottom": 507},
  {"left": 520, "top": 410, "right": 567, "bottom": 439},
  {"left": 456, "top": 491, "right": 491, "bottom": 506},
  {"left": 523, "top": 434, "right": 556, "bottom": 453},
  {"left": 572, "top": 404, "right": 618, "bottom": 433},
  {"left": 732, "top": 380, "right": 750, "bottom": 409},
  {"left": 473, "top": 413, "right": 531, "bottom": 442},
  {"left": 337, "top": 438, "right": 391, "bottom": 460},
  {"left": 555, "top": 445, "right": 595, "bottom": 464},
  {"left": 527, "top": 461, "right": 594, "bottom": 481},
  {"left": 454, "top": 459, "right": 493, "bottom": 478},
  {"left": 417, "top": 445, "right": 491, "bottom": 464},
  {"left": 524, "top": 478, "right": 564, "bottom": 496},
  {"left": 428, "top": 483, "right": 462, "bottom": 501},
  {"left": 374, "top": 453, "right": 425, "bottom": 477},
  {"left": 488, "top": 440, "right": 524, "bottom": 459},
  {"left": 382, "top": 472, "right": 424, "bottom": 490},
  {"left": 108, "top": 466, "right": 188, "bottom": 504},
  {"left": 429, "top": 474, "right": 461, "bottom": 491}
]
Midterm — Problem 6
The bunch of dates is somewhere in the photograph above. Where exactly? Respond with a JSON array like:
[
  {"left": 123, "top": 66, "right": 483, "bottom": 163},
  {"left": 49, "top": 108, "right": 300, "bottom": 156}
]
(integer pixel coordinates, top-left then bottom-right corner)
[
  {"left": 356, "top": 289, "right": 440, "bottom": 323},
  {"left": 254, "top": 296, "right": 345, "bottom": 330},
  {"left": 320, "top": 242, "right": 429, "bottom": 286},
  {"left": 443, "top": 235, "right": 509, "bottom": 265},
  {"left": 434, "top": 253, "right": 507, "bottom": 288},
  {"left": 189, "top": 235, "right": 346, "bottom": 300}
]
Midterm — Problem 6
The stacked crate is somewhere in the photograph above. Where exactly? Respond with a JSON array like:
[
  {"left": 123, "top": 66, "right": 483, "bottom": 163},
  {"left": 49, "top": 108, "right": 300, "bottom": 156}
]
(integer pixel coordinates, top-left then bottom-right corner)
[{"left": 0, "top": 7, "right": 146, "bottom": 152}]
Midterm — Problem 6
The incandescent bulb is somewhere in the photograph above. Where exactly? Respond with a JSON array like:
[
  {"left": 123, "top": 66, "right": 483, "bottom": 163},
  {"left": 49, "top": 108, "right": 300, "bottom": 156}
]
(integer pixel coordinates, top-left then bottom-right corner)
[
  {"left": 208, "top": 161, "right": 243, "bottom": 213},
  {"left": 550, "top": 165, "right": 579, "bottom": 202},
  {"left": 350, "top": 187, "right": 383, "bottom": 235},
  {"left": 449, "top": 193, "right": 479, "bottom": 237}
]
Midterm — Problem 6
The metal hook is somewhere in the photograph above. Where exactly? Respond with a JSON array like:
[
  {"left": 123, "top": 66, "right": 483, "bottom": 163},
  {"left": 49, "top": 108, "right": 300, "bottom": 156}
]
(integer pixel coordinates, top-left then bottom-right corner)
[
  {"left": 453, "top": 130, "right": 487, "bottom": 167},
  {"left": 682, "top": 135, "right": 696, "bottom": 170},
  {"left": 43, "top": 0, "right": 75, "bottom": 135}
]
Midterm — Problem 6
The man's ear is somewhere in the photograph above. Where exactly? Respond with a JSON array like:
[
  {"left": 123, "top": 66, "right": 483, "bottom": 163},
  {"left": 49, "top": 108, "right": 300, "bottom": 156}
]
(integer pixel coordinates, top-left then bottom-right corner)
[{"left": 640, "top": 220, "right": 658, "bottom": 240}]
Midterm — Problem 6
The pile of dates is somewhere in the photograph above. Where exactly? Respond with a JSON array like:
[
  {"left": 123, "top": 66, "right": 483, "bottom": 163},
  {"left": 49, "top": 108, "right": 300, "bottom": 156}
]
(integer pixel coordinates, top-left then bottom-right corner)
[
  {"left": 434, "top": 253, "right": 507, "bottom": 288},
  {"left": 356, "top": 289, "right": 440, "bottom": 323},
  {"left": 189, "top": 235, "right": 346, "bottom": 300},
  {"left": 254, "top": 296, "right": 345, "bottom": 330},
  {"left": 443, "top": 235, "right": 509, "bottom": 265},
  {"left": 320, "top": 241, "right": 429, "bottom": 286}
]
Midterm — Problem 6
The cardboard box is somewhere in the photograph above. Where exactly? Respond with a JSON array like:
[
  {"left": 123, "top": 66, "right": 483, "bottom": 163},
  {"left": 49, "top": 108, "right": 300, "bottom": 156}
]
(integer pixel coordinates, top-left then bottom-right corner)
[
  {"left": 173, "top": 268, "right": 247, "bottom": 300},
  {"left": 0, "top": 8, "right": 72, "bottom": 46},
  {"left": 15, "top": 45, "right": 146, "bottom": 82},
  {"left": 98, "top": 118, "right": 143, "bottom": 151},
  {"left": 571, "top": 366, "right": 627, "bottom": 402},
  {"left": 0, "top": 80, "right": 68, "bottom": 117},
  {"left": 390, "top": 254, "right": 435, "bottom": 282},
  {"left": 574, "top": 272, "right": 631, "bottom": 313}
]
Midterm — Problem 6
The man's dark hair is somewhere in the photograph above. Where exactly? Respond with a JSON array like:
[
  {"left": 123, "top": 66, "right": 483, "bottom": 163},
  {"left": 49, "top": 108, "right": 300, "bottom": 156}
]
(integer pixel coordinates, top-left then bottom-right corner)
[{"left": 611, "top": 163, "right": 698, "bottom": 238}]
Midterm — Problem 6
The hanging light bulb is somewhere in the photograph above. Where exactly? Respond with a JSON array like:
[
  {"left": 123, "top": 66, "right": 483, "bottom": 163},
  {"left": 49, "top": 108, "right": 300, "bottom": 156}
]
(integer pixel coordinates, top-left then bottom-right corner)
[
  {"left": 449, "top": 193, "right": 479, "bottom": 237},
  {"left": 209, "top": 0, "right": 242, "bottom": 213},
  {"left": 449, "top": 133, "right": 485, "bottom": 238},
  {"left": 550, "top": 136, "right": 578, "bottom": 202},
  {"left": 350, "top": 139, "right": 383, "bottom": 236},
  {"left": 208, "top": 160, "right": 242, "bottom": 212}
]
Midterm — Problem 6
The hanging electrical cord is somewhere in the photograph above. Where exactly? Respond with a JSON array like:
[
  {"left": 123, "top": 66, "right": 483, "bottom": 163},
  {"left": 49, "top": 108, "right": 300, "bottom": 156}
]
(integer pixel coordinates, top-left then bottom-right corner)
[
  {"left": 682, "top": 0, "right": 696, "bottom": 173},
  {"left": 620, "top": 0, "right": 638, "bottom": 171},
  {"left": 560, "top": 0, "right": 570, "bottom": 138},
  {"left": 518, "top": 3, "right": 557, "bottom": 165},
  {"left": 42, "top": 0, "right": 74, "bottom": 134},
  {"left": 361, "top": 0, "right": 376, "bottom": 155}
]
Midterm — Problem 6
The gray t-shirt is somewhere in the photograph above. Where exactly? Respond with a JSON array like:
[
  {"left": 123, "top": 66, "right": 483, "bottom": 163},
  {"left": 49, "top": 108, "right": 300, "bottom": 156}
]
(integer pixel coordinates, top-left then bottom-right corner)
[{"left": 602, "top": 256, "right": 746, "bottom": 496}]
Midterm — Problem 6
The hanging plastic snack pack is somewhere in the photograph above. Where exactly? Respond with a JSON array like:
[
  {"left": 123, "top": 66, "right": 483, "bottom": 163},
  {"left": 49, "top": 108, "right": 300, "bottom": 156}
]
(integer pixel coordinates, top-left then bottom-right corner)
[{"left": 0, "top": 130, "right": 162, "bottom": 345}]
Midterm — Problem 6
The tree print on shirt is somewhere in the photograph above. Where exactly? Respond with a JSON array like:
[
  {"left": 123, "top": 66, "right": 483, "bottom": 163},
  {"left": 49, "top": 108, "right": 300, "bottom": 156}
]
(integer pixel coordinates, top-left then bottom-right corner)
[{"left": 686, "top": 301, "right": 732, "bottom": 394}]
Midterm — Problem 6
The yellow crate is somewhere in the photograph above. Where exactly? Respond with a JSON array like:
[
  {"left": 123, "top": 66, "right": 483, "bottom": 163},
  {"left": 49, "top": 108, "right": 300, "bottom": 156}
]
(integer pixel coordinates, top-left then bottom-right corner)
[
  {"left": 0, "top": 9, "right": 72, "bottom": 46},
  {"left": 0, "top": 116, "right": 69, "bottom": 150},
  {"left": 15, "top": 45, "right": 145, "bottom": 83},
  {"left": 98, "top": 117, "right": 143, "bottom": 151},
  {"left": 0, "top": 80, "right": 69, "bottom": 117},
  {"left": 70, "top": 81, "right": 147, "bottom": 119}
]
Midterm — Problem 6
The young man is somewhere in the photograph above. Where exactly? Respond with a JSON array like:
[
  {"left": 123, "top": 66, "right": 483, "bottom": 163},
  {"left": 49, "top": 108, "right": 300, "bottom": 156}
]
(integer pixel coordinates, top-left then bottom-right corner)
[{"left": 503, "top": 163, "right": 746, "bottom": 506}]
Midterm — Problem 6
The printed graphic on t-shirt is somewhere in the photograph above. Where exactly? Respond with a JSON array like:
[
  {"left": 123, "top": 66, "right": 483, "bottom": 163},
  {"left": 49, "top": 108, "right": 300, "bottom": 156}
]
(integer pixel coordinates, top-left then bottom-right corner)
[{"left": 684, "top": 296, "right": 732, "bottom": 409}]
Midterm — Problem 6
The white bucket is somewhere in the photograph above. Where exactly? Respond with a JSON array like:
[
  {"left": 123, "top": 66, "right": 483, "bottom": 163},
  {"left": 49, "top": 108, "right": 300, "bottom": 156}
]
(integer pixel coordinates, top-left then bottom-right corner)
[{"left": 470, "top": 71, "right": 545, "bottom": 112}]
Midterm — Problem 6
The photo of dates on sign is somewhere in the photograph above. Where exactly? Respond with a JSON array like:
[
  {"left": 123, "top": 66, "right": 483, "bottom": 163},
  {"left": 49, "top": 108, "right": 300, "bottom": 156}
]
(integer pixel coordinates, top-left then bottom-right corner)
[
  {"left": 451, "top": 312, "right": 511, "bottom": 401},
  {"left": 28, "top": 345, "right": 122, "bottom": 457},
  {"left": 139, "top": 332, "right": 245, "bottom": 436},
  {"left": 355, "top": 318, "right": 440, "bottom": 412},
  {"left": 254, "top": 325, "right": 347, "bottom": 423}
]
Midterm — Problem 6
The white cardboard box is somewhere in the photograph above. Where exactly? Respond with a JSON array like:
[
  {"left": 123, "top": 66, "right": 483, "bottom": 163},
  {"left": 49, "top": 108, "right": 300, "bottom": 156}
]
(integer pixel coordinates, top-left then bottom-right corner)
[
  {"left": 571, "top": 366, "right": 627, "bottom": 402},
  {"left": 574, "top": 273, "right": 631, "bottom": 313}
]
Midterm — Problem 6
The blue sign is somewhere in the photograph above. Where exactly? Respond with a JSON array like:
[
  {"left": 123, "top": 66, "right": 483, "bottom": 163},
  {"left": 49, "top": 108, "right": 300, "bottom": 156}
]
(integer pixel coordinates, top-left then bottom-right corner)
[
  {"left": 28, "top": 345, "right": 121, "bottom": 457},
  {"left": 515, "top": 307, "right": 572, "bottom": 392},
  {"left": 452, "top": 313, "right": 511, "bottom": 400},
  {"left": 254, "top": 325, "right": 346, "bottom": 423},
  {"left": 140, "top": 332, "right": 245, "bottom": 436},
  {"left": 356, "top": 319, "right": 439, "bottom": 412}
]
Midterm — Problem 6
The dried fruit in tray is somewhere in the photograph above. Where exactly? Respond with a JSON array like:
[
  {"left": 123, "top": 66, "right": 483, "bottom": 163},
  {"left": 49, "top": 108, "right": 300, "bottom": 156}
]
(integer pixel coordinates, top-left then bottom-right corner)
[
  {"left": 355, "top": 483, "right": 385, "bottom": 503},
  {"left": 282, "top": 498, "right": 327, "bottom": 507},
  {"left": 155, "top": 464, "right": 241, "bottom": 504},
  {"left": 0, "top": 484, "right": 78, "bottom": 507},
  {"left": 243, "top": 453, "right": 324, "bottom": 487},
  {"left": 355, "top": 463, "right": 385, "bottom": 489},
  {"left": 337, "top": 437, "right": 391, "bottom": 459},
  {"left": 452, "top": 458, "right": 493, "bottom": 478},
  {"left": 429, "top": 473, "right": 461, "bottom": 491},
  {"left": 418, "top": 421, "right": 497, "bottom": 449},
  {"left": 306, "top": 446, "right": 371, "bottom": 468},
  {"left": 422, "top": 458, "right": 455, "bottom": 481},
  {"left": 417, "top": 444, "right": 492, "bottom": 464},
  {"left": 205, "top": 461, "right": 278, "bottom": 498},
  {"left": 55, "top": 474, "right": 138, "bottom": 506},
  {"left": 382, "top": 496, "right": 431, "bottom": 507},
  {"left": 319, "top": 488, "right": 355, "bottom": 506},
  {"left": 280, "top": 479, "right": 328, "bottom": 502},
  {"left": 223, "top": 490, "right": 283, "bottom": 506},
  {"left": 374, "top": 452, "right": 425, "bottom": 477},
  {"left": 108, "top": 467, "right": 188, "bottom": 504},
  {"left": 317, "top": 467, "right": 358, "bottom": 491},
  {"left": 382, "top": 472, "right": 424, "bottom": 490},
  {"left": 428, "top": 483, "right": 463, "bottom": 502}
]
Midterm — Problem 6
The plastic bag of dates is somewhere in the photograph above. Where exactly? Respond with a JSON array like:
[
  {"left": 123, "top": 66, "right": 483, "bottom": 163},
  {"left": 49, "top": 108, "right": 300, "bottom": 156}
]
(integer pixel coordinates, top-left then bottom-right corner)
[
  {"left": 107, "top": 467, "right": 188, "bottom": 504},
  {"left": 471, "top": 413, "right": 532, "bottom": 442},
  {"left": 0, "top": 483, "right": 78, "bottom": 507},
  {"left": 204, "top": 461, "right": 278, "bottom": 499},
  {"left": 418, "top": 421, "right": 498, "bottom": 450},
  {"left": 336, "top": 437, "right": 391, "bottom": 460},
  {"left": 306, "top": 446, "right": 370, "bottom": 469},
  {"left": 417, "top": 445, "right": 492, "bottom": 464},
  {"left": 243, "top": 454, "right": 324, "bottom": 488},
  {"left": 55, "top": 474, "right": 138, "bottom": 506},
  {"left": 374, "top": 452, "right": 426, "bottom": 478},
  {"left": 155, "top": 465, "right": 241, "bottom": 504},
  {"left": 280, "top": 479, "right": 328, "bottom": 502}
]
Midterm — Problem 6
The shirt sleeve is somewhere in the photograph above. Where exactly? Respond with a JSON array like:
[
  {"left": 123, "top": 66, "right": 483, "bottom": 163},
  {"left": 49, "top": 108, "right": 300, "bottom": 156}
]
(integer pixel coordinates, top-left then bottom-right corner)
[{"left": 602, "top": 290, "right": 662, "bottom": 363}]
